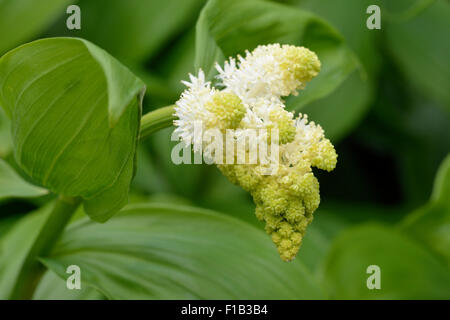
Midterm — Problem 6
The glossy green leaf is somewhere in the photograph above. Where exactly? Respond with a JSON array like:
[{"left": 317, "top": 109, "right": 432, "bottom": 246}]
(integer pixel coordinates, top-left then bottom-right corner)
[
  {"left": 195, "top": 0, "right": 358, "bottom": 108},
  {"left": 0, "top": 37, "right": 146, "bottom": 222},
  {"left": 385, "top": 0, "right": 450, "bottom": 110},
  {"left": 41, "top": 203, "right": 324, "bottom": 299},
  {"left": 0, "top": 0, "right": 70, "bottom": 55},
  {"left": 0, "top": 158, "right": 48, "bottom": 200},
  {"left": 324, "top": 224, "right": 450, "bottom": 299}
]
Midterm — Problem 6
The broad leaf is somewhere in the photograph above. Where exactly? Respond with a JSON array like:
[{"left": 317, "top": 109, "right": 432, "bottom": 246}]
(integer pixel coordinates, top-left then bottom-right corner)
[
  {"left": 0, "top": 0, "right": 70, "bottom": 55},
  {"left": 402, "top": 154, "right": 450, "bottom": 266},
  {"left": 300, "top": 71, "right": 372, "bottom": 141},
  {"left": 33, "top": 270, "right": 104, "bottom": 300},
  {"left": 431, "top": 153, "right": 450, "bottom": 206},
  {"left": 0, "top": 215, "right": 22, "bottom": 240},
  {"left": 0, "top": 205, "right": 52, "bottom": 299},
  {"left": 385, "top": 0, "right": 450, "bottom": 111},
  {"left": 0, "top": 37, "right": 146, "bottom": 222},
  {"left": 324, "top": 224, "right": 450, "bottom": 299},
  {"left": 298, "top": 202, "right": 406, "bottom": 276},
  {"left": 63, "top": 0, "right": 206, "bottom": 65},
  {"left": 0, "top": 158, "right": 48, "bottom": 201},
  {"left": 298, "top": 0, "right": 381, "bottom": 74},
  {"left": 0, "top": 107, "right": 12, "bottom": 157},
  {"left": 158, "top": 29, "right": 197, "bottom": 95},
  {"left": 149, "top": 127, "right": 206, "bottom": 199},
  {"left": 293, "top": 0, "right": 381, "bottom": 140},
  {"left": 195, "top": 0, "right": 358, "bottom": 109},
  {"left": 41, "top": 203, "right": 324, "bottom": 299}
]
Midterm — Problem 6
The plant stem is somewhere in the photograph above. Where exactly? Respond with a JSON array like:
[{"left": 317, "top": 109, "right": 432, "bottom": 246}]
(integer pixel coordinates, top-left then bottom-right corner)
[
  {"left": 11, "top": 195, "right": 81, "bottom": 299},
  {"left": 139, "top": 105, "right": 176, "bottom": 141}
]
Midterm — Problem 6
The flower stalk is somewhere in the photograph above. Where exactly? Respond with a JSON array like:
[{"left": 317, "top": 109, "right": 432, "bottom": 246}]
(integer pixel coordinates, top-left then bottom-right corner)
[
  {"left": 11, "top": 196, "right": 81, "bottom": 299},
  {"left": 139, "top": 105, "right": 176, "bottom": 141}
]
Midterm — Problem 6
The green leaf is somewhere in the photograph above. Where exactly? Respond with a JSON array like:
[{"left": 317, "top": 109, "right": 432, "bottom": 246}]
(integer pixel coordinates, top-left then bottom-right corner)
[
  {"left": 41, "top": 203, "right": 324, "bottom": 299},
  {"left": 292, "top": 0, "right": 381, "bottom": 141},
  {"left": 299, "top": 202, "right": 407, "bottom": 276},
  {"left": 324, "top": 224, "right": 450, "bottom": 299},
  {"left": 0, "top": 37, "right": 146, "bottom": 222},
  {"left": 0, "top": 107, "right": 12, "bottom": 157},
  {"left": 385, "top": 0, "right": 450, "bottom": 111},
  {"left": 0, "top": 205, "right": 52, "bottom": 299},
  {"left": 0, "top": 0, "right": 70, "bottom": 55},
  {"left": 0, "top": 215, "right": 22, "bottom": 240},
  {"left": 380, "top": 0, "right": 437, "bottom": 22},
  {"left": 0, "top": 158, "right": 48, "bottom": 200},
  {"left": 195, "top": 0, "right": 358, "bottom": 108},
  {"left": 64, "top": 0, "right": 206, "bottom": 65},
  {"left": 149, "top": 127, "right": 206, "bottom": 199},
  {"left": 159, "top": 29, "right": 197, "bottom": 95},
  {"left": 402, "top": 204, "right": 450, "bottom": 268},
  {"left": 299, "top": 71, "right": 372, "bottom": 141},
  {"left": 431, "top": 153, "right": 450, "bottom": 206},
  {"left": 33, "top": 270, "right": 104, "bottom": 300},
  {"left": 401, "top": 154, "right": 450, "bottom": 266},
  {"left": 298, "top": 0, "right": 381, "bottom": 75}
]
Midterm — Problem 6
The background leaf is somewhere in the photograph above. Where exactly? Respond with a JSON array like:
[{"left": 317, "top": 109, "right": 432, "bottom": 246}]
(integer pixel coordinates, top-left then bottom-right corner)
[
  {"left": 0, "top": 37, "right": 145, "bottom": 222},
  {"left": 0, "top": 108, "right": 12, "bottom": 158},
  {"left": 401, "top": 154, "right": 450, "bottom": 266},
  {"left": 291, "top": 0, "right": 381, "bottom": 141},
  {"left": 33, "top": 270, "right": 104, "bottom": 300},
  {"left": 0, "top": 205, "right": 52, "bottom": 299},
  {"left": 299, "top": 72, "right": 372, "bottom": 141},
  {"left": 0, "top": 159, "right": 48, "bottom": 201},
  {"left": 41, "top": 203, "right": 324, "bottom": 299},
  {"left": 384, "top": 0, "right": 450, "bottom": 111},
  {"left": 56, "top": 0, "right": 206, "bottom": 65},
  {"left": 195, "top": 0, "right": 358, "bottom": 108},
  {"left": 430, "top": 153, "right": 450, "bottom": 206},
  {"left": 0, "top": 0, "right": 70, "bottom": 55},
  {"left": 324, "top": 224, "right": 450, "bottom": 299}
]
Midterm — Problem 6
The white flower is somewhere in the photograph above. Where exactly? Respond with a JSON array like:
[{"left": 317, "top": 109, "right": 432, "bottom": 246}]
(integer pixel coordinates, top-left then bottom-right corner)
[
  {"left": 173, "top": 70, "right": 216, "bottom": 152},
  {"left": 216, "top": 43, "right": 321, "bottom": 103},
  {"left": 173, "top": 43, "right": 337, "bottom": 262},
  {"left": 174, "top": 44, "right": 321, "bottom": 154}
]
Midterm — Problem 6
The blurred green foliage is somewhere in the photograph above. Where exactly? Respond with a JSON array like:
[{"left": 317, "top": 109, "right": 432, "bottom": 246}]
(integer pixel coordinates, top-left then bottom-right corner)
[{"left": 0, "top": 0, "right": 449, "bottom": 299}]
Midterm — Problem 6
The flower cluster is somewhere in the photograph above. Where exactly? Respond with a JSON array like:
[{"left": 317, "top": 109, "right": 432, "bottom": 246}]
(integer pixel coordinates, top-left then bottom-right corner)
[{"left": 174, "top": 44, "right": 337, "bottom": 261}]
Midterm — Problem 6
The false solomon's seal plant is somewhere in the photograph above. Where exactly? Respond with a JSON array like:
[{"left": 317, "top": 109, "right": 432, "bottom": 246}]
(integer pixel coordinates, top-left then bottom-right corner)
[
  {"left": 174, "top": 44, "right": 337, "bottom": 261},
  {"left": 0, "top": 38, "right": 336, "bottom": 297}
]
